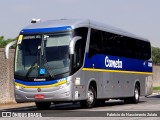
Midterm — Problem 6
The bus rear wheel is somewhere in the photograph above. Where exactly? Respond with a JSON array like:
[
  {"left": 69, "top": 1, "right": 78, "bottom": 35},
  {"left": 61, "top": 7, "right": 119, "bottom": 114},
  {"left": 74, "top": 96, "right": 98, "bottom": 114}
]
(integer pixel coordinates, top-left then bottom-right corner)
[
  {"left": 80, "top": 86, "right": 96, "bottom": 108},
  {"left": 131, "top": 84, "right": 140, "bottom": 103},
  {"left": 124, "top": 85, "right": 140, "bottom": 104},
  {"left": 35, "top": 102, "right": 51, "bottom": 110}
]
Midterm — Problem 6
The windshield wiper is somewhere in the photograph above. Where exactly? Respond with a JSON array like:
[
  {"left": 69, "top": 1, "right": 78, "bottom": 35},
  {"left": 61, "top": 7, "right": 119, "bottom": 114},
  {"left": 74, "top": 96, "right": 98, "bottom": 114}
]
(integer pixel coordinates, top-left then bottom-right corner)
[
  {"left": 25, "top": 46, "right": 41, "bottom": 78},
  {"left": 53, "top": 71, "right": 70, "bottom": 77},
  {"left": 25, "top": 61, "right": 38, "bottom": 78},
  {"left": 41, "top": 54, "right": 55, "bottom": 79},
  {"left": 41, "top": 36, "right": 55, "bottom": 79}
]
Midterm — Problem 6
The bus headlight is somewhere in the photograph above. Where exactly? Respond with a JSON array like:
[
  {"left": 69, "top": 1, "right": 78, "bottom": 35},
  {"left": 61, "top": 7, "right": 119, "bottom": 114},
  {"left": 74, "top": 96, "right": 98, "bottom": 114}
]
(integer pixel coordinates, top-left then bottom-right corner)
[{"left": 59, "top": 81, "right": 70, "bottom": 89}]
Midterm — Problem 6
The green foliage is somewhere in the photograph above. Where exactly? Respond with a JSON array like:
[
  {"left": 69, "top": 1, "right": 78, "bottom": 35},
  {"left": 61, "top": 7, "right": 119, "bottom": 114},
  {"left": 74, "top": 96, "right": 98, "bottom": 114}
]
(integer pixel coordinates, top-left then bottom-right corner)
[
  {"left": 0, "top": 36, "right": 17, "bottom": 48},
  {"left": 153, "top": 86, "right": 160, "bottom": 90},
  {"left": 152, "top": 47, "right": 160, "bottom": 65}
]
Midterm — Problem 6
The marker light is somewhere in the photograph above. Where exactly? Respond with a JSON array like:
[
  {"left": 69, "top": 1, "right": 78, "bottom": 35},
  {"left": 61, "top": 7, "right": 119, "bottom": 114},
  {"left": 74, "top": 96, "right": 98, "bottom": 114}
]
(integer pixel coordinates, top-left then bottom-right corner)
[
  {"left": 31, "top": 18, "right": 41, "bottom": 23},
  {"left": 75, "top": 77, "right": 80, "bottom": 85}
]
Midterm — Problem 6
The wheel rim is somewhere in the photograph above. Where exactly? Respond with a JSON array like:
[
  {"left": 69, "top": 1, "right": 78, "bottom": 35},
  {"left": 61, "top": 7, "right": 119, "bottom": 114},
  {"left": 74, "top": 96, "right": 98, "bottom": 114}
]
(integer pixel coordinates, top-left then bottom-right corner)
[
  {"left": 135, "top": 88, "right": 139, "bottom": 100},
  {"left": 87, "top": 89, "right": 94, "bottom": 104}
]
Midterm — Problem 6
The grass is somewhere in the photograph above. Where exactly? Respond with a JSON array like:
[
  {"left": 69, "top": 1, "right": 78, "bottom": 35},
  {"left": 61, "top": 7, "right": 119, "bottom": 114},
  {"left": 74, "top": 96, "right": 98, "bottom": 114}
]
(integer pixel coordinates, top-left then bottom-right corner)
[
  {"left": 153, "top": 86, "right": 160, "bottom": 91},
  {"left": 153, "top": 86, "right": 160, "bottom": 93}
]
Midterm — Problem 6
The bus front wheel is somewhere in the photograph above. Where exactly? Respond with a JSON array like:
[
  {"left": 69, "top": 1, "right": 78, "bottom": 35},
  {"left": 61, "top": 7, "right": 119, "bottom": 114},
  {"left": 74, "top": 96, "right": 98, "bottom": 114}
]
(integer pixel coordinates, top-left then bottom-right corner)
[
  {"left": 35, "top": 102, "right": 51, "bottom": 110},
  {"left": 80, "top": 86, "right": 96, "bottom": 108}
]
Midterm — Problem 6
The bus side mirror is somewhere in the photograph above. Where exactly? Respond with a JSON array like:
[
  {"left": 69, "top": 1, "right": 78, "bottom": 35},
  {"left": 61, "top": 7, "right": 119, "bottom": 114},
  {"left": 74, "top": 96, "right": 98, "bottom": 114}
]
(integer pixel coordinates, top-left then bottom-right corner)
[
  {"left": 5, "top": 40, "right": 16, "bottom": 59},
  {"left": 69, "top": 36, "right": 82, "bottom": 54}
]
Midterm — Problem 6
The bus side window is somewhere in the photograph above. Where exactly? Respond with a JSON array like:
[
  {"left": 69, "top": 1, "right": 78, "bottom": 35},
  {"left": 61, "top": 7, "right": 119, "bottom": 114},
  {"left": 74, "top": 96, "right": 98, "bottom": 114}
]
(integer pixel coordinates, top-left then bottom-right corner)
[
  {"left": 102, "top": 31, "right": 122, "bottom": 57},
  {"left": 124, "top": 37, "right": 134, "bottom": 58},
  {"left": 134, "top": 40, "right": 142, "bottom": 59},
  {"left": 89, "top": 29, "right": 102, "bottom": 58},
  {"left": 139, "top": 41, "right": 151, "bottom": 60}
]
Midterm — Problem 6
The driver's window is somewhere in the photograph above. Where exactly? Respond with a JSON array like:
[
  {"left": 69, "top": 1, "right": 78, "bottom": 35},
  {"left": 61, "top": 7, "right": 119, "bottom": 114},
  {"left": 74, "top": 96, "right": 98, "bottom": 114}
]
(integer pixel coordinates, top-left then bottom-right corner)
[{"left": 72, "top": 27, "right": 88, "bottom": 73}]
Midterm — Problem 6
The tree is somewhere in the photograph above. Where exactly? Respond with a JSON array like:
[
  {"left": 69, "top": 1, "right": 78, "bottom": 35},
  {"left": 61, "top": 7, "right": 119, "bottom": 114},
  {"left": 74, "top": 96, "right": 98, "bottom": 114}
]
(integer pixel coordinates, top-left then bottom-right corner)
[
  {"left": 0, "top": 36, "right": 17, "bottom": 48},
  {"left": 152, "top": 47, "right": 160, "bottom": 65}
]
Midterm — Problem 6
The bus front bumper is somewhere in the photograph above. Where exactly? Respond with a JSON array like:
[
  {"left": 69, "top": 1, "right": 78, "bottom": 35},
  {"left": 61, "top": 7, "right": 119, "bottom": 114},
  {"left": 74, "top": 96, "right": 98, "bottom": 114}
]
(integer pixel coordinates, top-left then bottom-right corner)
[{"left": 15, "top": 85, "right": 73, "bottom": 103}]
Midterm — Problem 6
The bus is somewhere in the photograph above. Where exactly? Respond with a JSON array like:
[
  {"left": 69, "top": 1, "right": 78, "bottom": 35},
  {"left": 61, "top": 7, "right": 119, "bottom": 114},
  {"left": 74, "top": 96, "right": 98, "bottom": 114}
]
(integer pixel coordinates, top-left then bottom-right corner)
[{"left": 13, "top": 19, "right": 152, "bottom": 109}]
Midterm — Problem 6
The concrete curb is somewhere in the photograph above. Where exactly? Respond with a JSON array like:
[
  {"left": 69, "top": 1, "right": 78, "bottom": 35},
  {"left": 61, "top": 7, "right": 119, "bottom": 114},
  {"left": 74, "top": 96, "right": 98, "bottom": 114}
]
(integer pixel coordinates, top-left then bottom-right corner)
[
  {"left": 151, "top": 92, "right": 160, "bottom": 95},
  {"left": 0, "top": 102, "right": 35, "bottom": 110}
]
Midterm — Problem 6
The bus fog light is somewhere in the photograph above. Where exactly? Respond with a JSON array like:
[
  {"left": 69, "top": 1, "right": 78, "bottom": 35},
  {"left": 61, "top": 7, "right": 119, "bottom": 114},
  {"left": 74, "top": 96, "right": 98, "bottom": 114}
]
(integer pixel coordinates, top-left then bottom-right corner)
[
  {"left": 15, "top": 85, "right": 23, "bottom": 90},
  {"left": 66, "top": 92, "right": 70, "bottom": 96},
  {"left": 66, "top": 81, "right": 70, "bottom": 86},
  {"left": 75, "top": 77, "right": 80, "bottom": 85},
  {"left": 59, "top": 86, "right": 64, "bottom": 89}
]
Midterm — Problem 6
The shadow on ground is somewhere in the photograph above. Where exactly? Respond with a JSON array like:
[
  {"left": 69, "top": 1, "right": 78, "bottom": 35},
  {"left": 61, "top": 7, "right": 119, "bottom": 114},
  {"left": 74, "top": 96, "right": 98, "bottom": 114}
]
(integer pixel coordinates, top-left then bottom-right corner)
[{"left": 0, "top": 99, "right": 146, "bottom": 112}]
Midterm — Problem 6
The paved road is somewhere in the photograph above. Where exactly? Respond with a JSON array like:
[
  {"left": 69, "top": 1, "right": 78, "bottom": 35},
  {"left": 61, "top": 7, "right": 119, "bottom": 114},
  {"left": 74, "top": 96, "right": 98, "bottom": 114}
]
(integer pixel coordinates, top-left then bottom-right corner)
[{"left": 0, "top": 94, "right": 160, "bottom": 120}]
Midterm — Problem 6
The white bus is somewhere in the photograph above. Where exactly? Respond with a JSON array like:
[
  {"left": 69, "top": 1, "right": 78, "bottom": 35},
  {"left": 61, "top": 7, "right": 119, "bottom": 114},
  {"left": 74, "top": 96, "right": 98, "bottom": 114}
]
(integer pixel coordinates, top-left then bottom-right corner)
[{"left": 12, "top": 19, "right": 152, "bottom": 109}]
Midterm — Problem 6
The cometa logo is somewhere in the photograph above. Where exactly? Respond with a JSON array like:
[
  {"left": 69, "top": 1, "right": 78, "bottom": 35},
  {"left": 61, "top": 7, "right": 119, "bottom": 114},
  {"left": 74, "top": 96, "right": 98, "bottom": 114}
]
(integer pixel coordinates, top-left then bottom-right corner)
[{"left": 105, "top": 56, "right": 123, "bottom": 68}]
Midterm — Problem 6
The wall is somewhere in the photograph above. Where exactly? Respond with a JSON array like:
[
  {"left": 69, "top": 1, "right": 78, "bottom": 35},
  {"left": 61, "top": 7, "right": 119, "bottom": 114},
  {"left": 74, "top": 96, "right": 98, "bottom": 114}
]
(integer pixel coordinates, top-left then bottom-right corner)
[
  {"left": 0, "top": 48, "right": 160, "bottom": 104},
  {"left": 0, "top": 48, "right": 15, "bottom": 104},
  {"left": 153, "top": 65, "right": 160, "bottom": 87}
]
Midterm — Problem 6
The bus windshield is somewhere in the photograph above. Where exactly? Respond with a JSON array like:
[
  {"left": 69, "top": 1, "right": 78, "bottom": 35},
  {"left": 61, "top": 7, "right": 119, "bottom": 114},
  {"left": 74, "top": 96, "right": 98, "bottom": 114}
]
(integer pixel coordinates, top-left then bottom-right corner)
[{"left": 15, "top": 33, "right": 71, "bottom": 80}]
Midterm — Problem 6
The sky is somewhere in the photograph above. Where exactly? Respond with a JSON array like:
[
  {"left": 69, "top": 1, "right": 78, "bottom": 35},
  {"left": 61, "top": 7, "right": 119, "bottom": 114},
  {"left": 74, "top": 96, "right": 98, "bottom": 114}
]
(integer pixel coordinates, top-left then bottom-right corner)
[{"left": 0, "top": 0, "right": 160, "bottom": 47}]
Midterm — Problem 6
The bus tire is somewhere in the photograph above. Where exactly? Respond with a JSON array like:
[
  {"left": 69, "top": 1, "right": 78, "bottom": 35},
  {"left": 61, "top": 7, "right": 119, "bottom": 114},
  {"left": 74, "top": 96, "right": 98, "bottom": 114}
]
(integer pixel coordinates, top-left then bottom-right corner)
[
  {"left": 124, "top": 85, "right": 140, "bottom": 104},
  {"left": 35, "top": 102, "right": 51, "bottom": 110},
  {"left": 80, "top": 86, "right": 96, "bottom": 108},
  {"left": 131, "top": 84, "right": 140, "bottom": 103}
]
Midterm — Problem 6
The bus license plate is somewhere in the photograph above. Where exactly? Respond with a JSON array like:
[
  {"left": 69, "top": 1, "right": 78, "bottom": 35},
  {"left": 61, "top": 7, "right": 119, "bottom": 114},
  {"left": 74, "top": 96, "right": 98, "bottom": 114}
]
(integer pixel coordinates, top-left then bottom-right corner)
[{"left": 34, "top": 94, "right": 45, "bottom": 99}]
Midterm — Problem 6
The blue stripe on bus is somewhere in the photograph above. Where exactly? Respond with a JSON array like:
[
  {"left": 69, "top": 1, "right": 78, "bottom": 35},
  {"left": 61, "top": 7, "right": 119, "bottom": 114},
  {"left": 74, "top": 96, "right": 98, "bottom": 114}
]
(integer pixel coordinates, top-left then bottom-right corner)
[
  {"left": 15, "top": 79, "right": 60, "bottom": 86},
  {"left": 84, "top": 53, "right": 152, "bottom": 73},
  {"left": 20, "top": 26, "right": 72, "bottom": 34}
]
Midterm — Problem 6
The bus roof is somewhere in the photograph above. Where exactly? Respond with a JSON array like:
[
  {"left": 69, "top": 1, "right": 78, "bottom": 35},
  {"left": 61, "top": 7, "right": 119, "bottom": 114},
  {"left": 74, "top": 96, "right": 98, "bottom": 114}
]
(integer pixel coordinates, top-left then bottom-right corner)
[{"left": 21, "top": 19, "right": 149, "bottom": 42}]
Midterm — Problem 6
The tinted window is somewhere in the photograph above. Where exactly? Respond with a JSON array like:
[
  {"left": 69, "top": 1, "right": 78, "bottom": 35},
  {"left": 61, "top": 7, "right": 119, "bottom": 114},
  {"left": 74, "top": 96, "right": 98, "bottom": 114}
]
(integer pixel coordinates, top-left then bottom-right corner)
[
  {"left": 89, "top": 29, "right": 151, "bottom": 60},
  {"left": 88, "top": 29, "right": 102, "bottom": 58}
]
